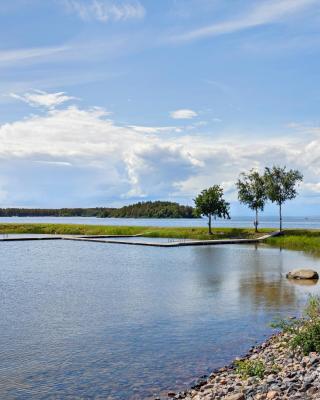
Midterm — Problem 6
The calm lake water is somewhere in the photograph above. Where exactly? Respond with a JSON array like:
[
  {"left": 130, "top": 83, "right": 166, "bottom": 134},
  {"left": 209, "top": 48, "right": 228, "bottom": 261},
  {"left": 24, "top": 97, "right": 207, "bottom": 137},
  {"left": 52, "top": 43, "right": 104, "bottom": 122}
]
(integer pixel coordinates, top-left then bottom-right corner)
[
  {"left": 1, "top": 215, "right": 320, "bottom": 229},
  {"left": 1, "top": 240, "right": 320, "bottom": 399}
]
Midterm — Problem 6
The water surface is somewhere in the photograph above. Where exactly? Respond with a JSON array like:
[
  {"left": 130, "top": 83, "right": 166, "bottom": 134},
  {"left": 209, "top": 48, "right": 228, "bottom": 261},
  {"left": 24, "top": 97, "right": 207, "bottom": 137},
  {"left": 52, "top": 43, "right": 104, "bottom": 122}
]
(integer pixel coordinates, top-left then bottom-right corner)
[{"left": 0, "top": 241, "right": 319, "bottom": 399}]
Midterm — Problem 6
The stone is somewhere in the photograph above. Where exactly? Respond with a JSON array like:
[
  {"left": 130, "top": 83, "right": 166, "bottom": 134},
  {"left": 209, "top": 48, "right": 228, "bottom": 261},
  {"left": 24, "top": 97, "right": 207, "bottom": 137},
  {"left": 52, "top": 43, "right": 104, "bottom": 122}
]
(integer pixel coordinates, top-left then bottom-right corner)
[
  {"left": 266, "top": 391, "right": 279, "bottom": 399},
  {"left": 286, "top": 269, "right": 319, "bottom": 280},
  {"left": 181, "top": 331, "right": 320, "bottom": 400},
  {"left": 223, "top": 393, "right": 244, "bottom": 400},
  {"left": 202, "top": 384, "right": 214, "bottom": 390}
]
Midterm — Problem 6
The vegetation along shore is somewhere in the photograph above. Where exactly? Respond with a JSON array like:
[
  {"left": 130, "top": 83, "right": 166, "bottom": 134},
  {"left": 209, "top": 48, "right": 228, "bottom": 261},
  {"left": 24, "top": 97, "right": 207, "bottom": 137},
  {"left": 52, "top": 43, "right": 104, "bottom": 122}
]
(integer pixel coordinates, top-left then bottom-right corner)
[
  {"left": 167, "top": 297, "right": 320, "bottom": 400},
  {"left": 2, "top": 224, "right": 320, "bottom": 253}
]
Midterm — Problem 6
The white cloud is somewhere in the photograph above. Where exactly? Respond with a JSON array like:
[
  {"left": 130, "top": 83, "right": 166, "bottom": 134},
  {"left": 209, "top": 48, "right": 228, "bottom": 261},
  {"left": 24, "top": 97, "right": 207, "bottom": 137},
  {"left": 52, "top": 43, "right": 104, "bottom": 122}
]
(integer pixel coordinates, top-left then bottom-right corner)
[
  {"left": 2, "top": 90, "right": 320, "bottom": 206},
  {"left": 124, "top": 143, "right": 203, "bottom": 197},
  {"left": 10, "top": 90, "right": 77, "bottom": 109},
  {"left": 170, "top": 109, "right": 198, "bottom": 120},
  {"left": 62, "top": 0, "right": 146, "bottom": 22},
  {"left": 0, "top": 45, "right": 69, "bottom": 64},
  {"left": 128, "top": 125, "right": 182, "bottom": 134},
  {"left": 34, "top": 161, "right": 73, "bottom": 167},
  {"left": 170, "top": 0, "right": 317, "bottom": 42}
]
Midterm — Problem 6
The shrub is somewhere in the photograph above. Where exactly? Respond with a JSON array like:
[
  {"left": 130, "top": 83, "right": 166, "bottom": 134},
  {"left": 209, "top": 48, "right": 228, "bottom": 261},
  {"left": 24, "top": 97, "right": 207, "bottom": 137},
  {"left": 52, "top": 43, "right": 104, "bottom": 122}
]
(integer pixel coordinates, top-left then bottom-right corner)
[
  {"left": 235, "top": 359, "right": 266, "bottom": 379},
  {"left": 271, "top": 295, "right": 320, "bottom": 354}
]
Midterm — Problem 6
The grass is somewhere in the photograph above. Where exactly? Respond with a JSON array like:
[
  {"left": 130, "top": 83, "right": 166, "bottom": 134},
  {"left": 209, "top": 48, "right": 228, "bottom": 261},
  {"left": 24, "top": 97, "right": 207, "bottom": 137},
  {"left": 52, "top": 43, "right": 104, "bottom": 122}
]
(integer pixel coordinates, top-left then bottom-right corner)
[
  {"left": 1, "top": 223, "right": 320, "bottom": 252},
  {"left": 0, "top": 223, "right": 270, "bottom": 240},
  {"left": 235, "top": 359, "right": 266, "bottom": 379},
  {"left": 265, "top": 229, "right": 320, "bottom": 254}
]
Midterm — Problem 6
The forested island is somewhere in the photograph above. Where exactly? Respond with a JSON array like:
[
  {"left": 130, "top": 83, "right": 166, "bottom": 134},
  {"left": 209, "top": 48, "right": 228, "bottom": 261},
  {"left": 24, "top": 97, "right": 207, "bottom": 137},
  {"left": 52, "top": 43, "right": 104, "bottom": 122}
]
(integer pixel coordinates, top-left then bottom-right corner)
[{"left": 0, "top": 201, "right": 196, "bottom": 219}]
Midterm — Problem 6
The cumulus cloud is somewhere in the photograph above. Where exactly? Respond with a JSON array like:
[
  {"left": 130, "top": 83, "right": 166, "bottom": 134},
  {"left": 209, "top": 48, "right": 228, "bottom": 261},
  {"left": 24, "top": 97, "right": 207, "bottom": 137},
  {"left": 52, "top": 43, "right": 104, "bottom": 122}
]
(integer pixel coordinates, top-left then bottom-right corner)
[
  {"left": 62, "top": 0, "right": 146, "bottom": 22},
  {"left": 2, "top": 90, "right": 320, "bottom": 207},
  {"left": 170, "top": 109, "right": 198, "bottom": 119},
  {"left": 124, "top": 143, "right": 203, "bottom": 197},
  {"left": 10, "top": 90, "right": 77, "bottom": 109}
]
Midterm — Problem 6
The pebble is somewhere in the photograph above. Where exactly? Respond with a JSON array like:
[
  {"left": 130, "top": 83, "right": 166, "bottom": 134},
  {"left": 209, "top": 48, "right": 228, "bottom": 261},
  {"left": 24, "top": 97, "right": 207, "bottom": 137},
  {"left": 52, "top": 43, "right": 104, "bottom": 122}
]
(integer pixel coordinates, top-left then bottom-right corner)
[{"left": 168, "top": 332, "right": 320, "bottom": 400}]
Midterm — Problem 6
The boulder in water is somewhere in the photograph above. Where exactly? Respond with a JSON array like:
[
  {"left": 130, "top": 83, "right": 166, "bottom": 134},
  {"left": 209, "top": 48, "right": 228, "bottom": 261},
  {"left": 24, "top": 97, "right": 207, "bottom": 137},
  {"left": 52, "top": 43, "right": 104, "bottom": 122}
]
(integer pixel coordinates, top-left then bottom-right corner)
[{"left": 286, "top": 269, "right": 319, "bottom": 280}]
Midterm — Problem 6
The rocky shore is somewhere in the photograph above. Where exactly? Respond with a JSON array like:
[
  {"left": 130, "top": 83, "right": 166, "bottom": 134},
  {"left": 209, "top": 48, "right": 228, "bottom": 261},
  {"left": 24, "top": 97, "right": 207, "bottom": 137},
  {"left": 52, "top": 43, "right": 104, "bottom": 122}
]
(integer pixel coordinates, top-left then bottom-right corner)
[{"left": 166, "top": 332, "right": 320, "bottom": 400}]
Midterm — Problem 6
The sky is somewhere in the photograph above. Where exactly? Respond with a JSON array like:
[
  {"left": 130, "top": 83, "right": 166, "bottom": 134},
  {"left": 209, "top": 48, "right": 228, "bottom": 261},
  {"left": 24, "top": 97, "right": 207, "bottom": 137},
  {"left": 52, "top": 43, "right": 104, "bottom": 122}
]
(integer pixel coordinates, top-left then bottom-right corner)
[{"left": 1, "top": 0, "right": 320, "bottom": 215}]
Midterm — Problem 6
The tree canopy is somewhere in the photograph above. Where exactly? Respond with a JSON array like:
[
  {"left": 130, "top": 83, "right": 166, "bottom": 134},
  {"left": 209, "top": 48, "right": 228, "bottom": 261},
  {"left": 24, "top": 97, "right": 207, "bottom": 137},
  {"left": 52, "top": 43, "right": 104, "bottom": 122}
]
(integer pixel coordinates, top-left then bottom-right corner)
[
  {"left": 194, "top": 185, "right": 230, "bottom": 234},
  {"left": 264, "top": 166, "right": 303, "bottom": 231}
]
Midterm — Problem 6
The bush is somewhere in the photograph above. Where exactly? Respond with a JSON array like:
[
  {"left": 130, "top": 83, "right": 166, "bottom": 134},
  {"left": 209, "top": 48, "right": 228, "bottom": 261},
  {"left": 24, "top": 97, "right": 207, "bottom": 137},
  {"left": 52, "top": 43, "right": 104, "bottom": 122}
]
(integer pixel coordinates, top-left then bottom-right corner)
[
  {"left": 271, "top": 295, "right": 320, "bottom": 354},
  {"left": 235, "top": 359, "right": 265, "bottom": 379}
]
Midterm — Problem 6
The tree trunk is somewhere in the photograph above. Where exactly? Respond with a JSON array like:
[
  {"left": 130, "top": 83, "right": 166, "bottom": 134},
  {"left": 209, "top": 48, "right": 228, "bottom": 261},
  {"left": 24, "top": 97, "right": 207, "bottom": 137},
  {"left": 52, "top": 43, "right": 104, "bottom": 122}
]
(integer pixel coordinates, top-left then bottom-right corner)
[
  {"left": 255, "top": 208, "right": 258, "bottom": 233},
  {"left": 208, "top": 214, "right": 212, "bottom": 235},
  {"left": 279, "top": 202, "right": 282, "bottom": 232}
]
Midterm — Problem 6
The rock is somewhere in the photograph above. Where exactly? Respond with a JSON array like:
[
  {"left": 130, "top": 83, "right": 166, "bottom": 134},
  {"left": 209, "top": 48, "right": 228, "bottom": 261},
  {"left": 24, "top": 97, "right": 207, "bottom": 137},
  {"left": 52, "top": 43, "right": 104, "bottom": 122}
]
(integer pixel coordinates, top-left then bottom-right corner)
[
  {"left": 181, "top": 331, "right": 320, "bottom": 400},
  {"left": 286, "top": 269, "right": 319, "bottom": 280},
  {"left": 224, "top": 394, "right": 244, "bottom": 400},
  {"left": 266, "top": 391, "right": 279, "bottom": 399}
]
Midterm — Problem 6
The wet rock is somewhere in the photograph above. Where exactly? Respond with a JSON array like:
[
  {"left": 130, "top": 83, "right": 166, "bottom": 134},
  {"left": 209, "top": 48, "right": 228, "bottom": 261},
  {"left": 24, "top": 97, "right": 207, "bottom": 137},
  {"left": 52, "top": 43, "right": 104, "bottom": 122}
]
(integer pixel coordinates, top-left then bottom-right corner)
[{"left": 286, "top": 269, "right": 319, "bottom": 280}]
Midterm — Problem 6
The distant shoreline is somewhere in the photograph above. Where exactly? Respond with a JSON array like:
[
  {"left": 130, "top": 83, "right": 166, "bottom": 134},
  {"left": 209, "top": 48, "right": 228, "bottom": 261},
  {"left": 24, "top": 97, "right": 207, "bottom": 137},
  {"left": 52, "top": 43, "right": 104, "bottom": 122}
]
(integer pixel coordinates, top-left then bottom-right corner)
[{"left": 0, "top": 202, "right": 196, "bottom": 219}]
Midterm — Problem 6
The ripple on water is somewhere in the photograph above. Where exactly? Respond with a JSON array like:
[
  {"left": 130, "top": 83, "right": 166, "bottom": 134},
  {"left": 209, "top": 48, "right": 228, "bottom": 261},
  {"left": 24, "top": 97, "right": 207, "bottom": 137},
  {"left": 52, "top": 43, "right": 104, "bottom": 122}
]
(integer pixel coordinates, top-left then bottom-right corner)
[{"left": 0, "top": 240, "right": 319, "bottom": 399}]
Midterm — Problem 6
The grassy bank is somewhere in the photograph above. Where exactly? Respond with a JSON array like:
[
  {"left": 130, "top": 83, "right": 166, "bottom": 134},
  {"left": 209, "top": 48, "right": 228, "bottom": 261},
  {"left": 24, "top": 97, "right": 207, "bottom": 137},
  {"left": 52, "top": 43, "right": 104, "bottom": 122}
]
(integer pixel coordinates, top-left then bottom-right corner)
[
  {"left": 2, "top": 224, "right": 320, "bottom": 252},
  {"left": 0, "top": 223, "right": 268, "bottom": 240},
  {"left": 265, "top": 229, "right": 320, "bottom": 253}
]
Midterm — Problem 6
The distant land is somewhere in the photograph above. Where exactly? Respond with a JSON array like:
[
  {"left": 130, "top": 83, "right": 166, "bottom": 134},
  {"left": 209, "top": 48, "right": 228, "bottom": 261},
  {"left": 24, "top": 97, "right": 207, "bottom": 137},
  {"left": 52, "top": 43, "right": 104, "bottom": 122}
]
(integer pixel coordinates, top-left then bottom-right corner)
[{"left": 0, "top": 201, "right": 196, "bottom": 219}]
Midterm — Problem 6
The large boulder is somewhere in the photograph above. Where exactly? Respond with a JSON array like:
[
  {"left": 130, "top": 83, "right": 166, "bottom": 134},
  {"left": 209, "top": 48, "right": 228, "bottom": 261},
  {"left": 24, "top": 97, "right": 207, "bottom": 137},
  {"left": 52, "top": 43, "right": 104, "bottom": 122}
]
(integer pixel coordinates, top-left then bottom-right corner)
[{"left": 286, "top": 269, "right": 319, "bottom": 280}]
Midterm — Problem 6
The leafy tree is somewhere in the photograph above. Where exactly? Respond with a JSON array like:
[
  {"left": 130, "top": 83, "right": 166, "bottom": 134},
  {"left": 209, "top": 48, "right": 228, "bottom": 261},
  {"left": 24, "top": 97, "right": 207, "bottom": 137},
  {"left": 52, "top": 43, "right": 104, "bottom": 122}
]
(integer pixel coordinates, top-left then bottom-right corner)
[
  {"left": 194, "top": 185, "right": 230, "bottom": 234},
  {"left": 236, "top": 169, "right": 267, "bottom": 232},
  {"left": 264, "top": 166, "right": 303, "bottom": 231}
]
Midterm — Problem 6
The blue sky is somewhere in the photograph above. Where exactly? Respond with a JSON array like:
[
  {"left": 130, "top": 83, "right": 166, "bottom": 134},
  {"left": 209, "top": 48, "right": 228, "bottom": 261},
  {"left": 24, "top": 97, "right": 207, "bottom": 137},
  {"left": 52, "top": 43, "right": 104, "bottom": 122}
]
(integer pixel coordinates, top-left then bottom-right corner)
[{"left": 1, "top": 0, "right": 320, "bottom": 215}]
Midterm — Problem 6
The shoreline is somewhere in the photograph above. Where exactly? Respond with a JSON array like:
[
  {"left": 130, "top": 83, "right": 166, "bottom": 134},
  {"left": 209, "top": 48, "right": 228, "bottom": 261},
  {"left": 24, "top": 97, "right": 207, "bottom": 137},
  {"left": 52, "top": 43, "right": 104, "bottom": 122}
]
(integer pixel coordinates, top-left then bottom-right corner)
[
  {"left": 166, "top": 332, "right": 320, "bottom": 400},
  {"left": 1, "top": 223, "right": 320, "bottom": 253}
]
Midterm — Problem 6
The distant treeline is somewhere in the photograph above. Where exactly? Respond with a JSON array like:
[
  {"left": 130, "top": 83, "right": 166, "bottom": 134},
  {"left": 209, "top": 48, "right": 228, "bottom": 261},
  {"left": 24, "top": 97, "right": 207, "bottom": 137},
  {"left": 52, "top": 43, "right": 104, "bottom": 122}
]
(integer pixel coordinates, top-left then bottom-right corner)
[{"left": 0, "top": 201, "right": 196, "bottom": 219}]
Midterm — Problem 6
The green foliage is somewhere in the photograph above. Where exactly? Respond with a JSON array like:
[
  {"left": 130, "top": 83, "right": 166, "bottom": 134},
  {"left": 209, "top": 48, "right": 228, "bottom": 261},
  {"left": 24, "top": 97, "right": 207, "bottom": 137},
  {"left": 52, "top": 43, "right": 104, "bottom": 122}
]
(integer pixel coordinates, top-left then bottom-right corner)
[
  {"left": 0, "top": 223, "right": 267, "bottom": 239},
  {"left": 236, "top": 170, "right": 267, "bottom": 212},
  {"left": 194, "top": 185, "right": 230, "bottom": 234},
  {"left": 265, "top": 229, "right": 320, "bottom": 254},
  {"left": 264, "top": 166, "right": 303, "bottom": 206},
  {"left": 236, "top": 169, "right": 267, "bottom": 232},
  {"left": 0, "top": 201, "right": 196, "bottom": 219},
  {"left": 264, "top": 165, "right": 303, "bottom": 231},
  {"left": 105, "top": 201, "right": 195, "bottom": 218},
  {"left": 235, "top": 359, "right": 266, "bottom": 379},
  {"left": 271, "top": 295, "right": 320, "bottom": 355}
]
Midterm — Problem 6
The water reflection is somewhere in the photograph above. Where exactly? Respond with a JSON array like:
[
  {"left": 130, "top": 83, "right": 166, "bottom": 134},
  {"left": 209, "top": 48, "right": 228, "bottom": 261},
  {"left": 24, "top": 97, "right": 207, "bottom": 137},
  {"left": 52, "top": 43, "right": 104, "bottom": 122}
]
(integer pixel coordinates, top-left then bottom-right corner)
[
  {"left": 0, "top": 242, "right": 320, "bottom": 399},
  {"left": 287, "top": 279, "right": 319, "bottom": 287}
]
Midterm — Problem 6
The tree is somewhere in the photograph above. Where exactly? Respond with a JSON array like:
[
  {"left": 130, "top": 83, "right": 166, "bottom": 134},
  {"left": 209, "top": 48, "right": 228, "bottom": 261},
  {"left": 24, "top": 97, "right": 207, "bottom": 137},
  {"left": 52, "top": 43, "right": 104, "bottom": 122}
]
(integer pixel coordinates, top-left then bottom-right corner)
[
  {"left": 264, "top": 166, "right": 303, "bottom": 231},
  {"left": 236, "top": 169, "right": 267, "bottom": 232},
  {"left": 194, "top": 185, "right": 230, "bottom": 234}
]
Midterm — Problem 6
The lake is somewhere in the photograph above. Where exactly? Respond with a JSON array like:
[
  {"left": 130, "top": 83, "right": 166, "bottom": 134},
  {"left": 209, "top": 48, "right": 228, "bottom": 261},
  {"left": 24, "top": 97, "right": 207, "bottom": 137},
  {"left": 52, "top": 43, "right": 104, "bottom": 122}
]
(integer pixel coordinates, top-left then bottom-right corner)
[
  {"left": 0, "top": 240, "right": 319, "bottom": 399},
  {"left": 1, "top": 215, "right": 320, "bottom": 229}
]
